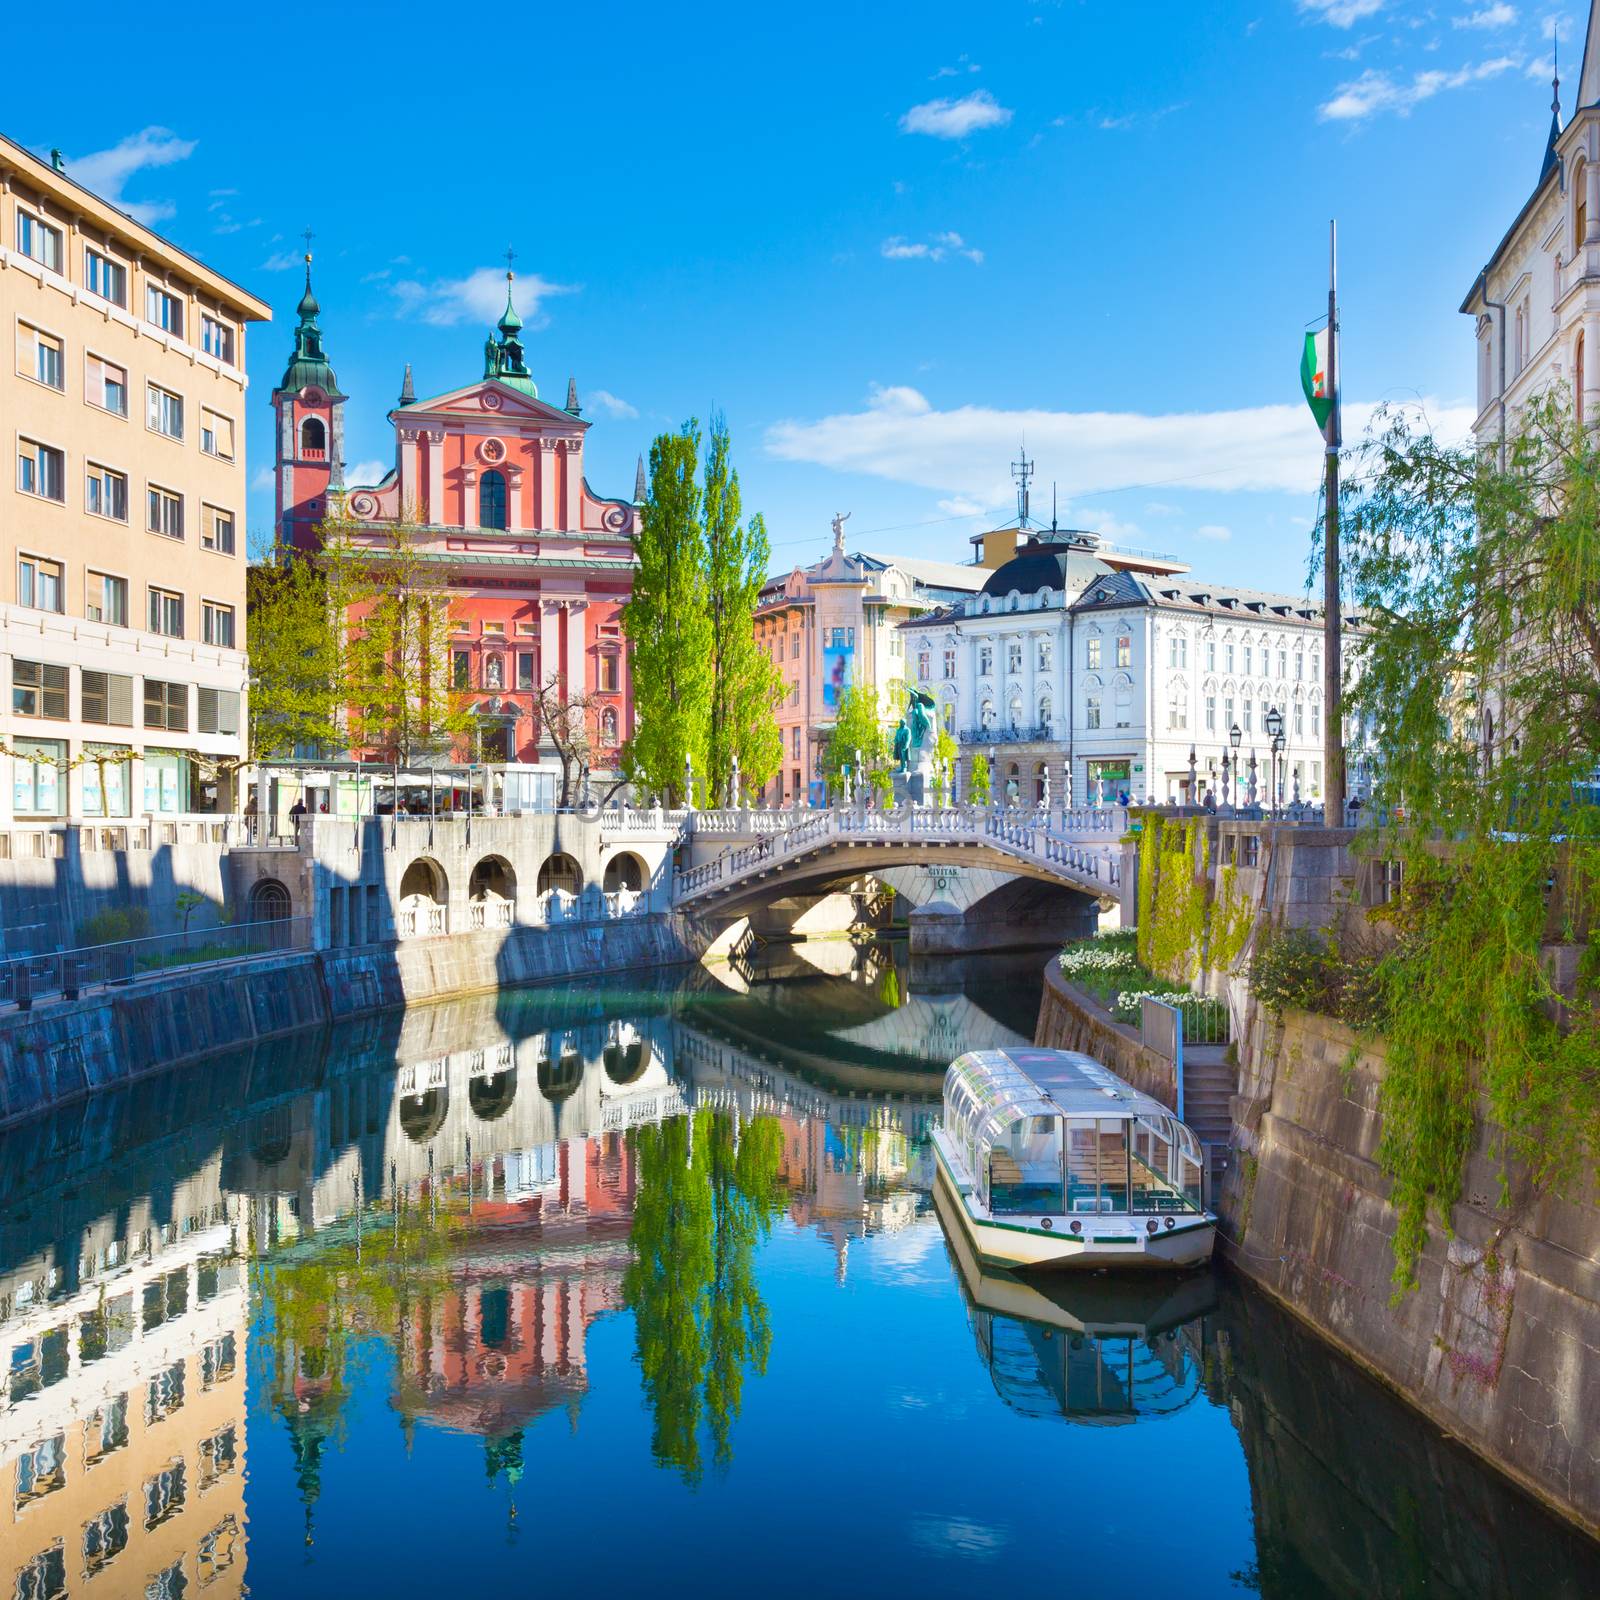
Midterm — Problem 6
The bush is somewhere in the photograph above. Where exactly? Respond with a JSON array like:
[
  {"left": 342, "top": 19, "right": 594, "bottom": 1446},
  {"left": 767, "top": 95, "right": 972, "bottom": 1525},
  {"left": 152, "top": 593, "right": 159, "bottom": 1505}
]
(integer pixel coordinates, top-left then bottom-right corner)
[
  {"left": 76, "top": 906, "right": 151, "bottom": 948},
  {"left": 1250, "top": 927, "right": 1336, "bottom": 1015}
]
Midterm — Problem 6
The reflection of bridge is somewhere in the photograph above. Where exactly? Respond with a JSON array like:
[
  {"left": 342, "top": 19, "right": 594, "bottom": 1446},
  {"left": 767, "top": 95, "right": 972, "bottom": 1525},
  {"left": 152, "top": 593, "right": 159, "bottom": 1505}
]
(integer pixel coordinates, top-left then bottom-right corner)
[{"left": 673, "top": 806, "right": 1128, "bottom": 952}]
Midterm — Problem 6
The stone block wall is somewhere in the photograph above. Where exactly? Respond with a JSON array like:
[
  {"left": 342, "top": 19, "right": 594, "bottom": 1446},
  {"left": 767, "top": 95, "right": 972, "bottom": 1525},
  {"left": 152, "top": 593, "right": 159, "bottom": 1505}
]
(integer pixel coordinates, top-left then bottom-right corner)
[
  {"left": 1222, "top": 1001, "right": 1600, "bottom": 1538},
  {"left": 1034, "top": 962, "right": 1177, "bottom": 1107}
]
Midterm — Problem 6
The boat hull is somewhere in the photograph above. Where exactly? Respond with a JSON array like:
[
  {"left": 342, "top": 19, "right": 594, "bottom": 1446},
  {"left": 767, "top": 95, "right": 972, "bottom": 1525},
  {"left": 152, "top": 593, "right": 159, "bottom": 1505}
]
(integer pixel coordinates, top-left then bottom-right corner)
[{"left": 932, "top": 1135, "right": 1215, "bottom": 1273}]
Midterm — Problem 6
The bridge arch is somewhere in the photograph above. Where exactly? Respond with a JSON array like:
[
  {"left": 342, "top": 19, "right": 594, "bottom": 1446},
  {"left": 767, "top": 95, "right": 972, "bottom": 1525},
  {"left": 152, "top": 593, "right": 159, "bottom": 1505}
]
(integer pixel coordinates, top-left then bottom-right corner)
[
  {"left": 538, "top": 1038, "right": 584, "bottom": 1100},
  {"left": 399, "top": 1086, "right": 449, "bottom": 1144},
  {"left": 400, "top": 857, "right": 447, "bottom": 903},
  {"left": 469, "top": 854, "right": 516, "bottom": 903},
  {"left": 249, "top": 879, "right": 292, "bottom": 922},
  {"left": 469, "top": 1067, "right": 518, "bottom": 1122},
  {"left": 538, "top": 852, "right": 583, "bottom": 897},
  {"left": 603, "top": 851, "right": 646, "bottom": 893}
]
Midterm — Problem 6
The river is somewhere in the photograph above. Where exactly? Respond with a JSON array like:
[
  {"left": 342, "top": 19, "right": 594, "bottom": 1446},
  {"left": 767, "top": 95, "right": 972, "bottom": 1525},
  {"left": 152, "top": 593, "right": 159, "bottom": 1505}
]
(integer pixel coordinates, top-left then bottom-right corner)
[{"left": 0, "top": 938, "right": 1595, "bottom": 1597}]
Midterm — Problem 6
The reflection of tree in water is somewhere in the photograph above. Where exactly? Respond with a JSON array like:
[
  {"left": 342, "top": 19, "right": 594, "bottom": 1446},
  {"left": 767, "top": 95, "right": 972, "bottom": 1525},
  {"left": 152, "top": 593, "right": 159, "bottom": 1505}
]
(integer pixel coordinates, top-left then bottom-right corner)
[
  {"left": 251, "top": 1196, "right": 468, "bottom": 1539},
  {"left": 624, "top": 1109, "right": 785, "bottom": 1482}
]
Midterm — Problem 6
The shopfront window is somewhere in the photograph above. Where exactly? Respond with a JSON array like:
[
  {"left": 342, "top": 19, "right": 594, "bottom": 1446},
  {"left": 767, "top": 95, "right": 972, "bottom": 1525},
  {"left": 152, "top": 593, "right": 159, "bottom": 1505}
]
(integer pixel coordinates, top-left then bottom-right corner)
[
  {"left": 13, "top": 738, "right": 65, "bottom": 816},
  {"left": 81, "top": 745, "right": 132, "bottom": 818},
  {"left": 143, "top": 750, "right": 190, "bottom": 815}
]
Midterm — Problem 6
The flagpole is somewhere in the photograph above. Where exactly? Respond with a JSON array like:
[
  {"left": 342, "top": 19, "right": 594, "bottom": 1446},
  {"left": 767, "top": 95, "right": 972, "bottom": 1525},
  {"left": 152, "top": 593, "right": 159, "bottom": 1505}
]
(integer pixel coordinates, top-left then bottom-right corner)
[{"left": 1323, "top": 218, "right": 1345, "bottom": 824}]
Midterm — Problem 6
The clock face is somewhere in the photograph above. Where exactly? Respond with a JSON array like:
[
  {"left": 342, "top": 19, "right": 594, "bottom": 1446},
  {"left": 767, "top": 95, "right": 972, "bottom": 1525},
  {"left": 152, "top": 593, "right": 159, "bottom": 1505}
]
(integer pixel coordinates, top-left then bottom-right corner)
[
  {"left": 480, "top": 437, "right": 507, "bottom": 464},
  {"left": 301, "top": 386, "right": 325, "bottom": 407}
]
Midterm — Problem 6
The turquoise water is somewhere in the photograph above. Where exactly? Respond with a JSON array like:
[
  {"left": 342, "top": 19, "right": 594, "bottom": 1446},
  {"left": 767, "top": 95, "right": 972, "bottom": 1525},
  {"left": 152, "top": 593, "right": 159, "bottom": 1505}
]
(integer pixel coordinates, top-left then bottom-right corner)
[{"left": 0, "top": 941, "right": 1595, "bottom": 1598}]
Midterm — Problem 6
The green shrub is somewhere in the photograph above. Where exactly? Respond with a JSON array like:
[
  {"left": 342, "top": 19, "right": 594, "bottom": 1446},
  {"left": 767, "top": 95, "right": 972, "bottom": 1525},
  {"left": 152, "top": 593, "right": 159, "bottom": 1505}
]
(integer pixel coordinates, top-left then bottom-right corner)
[
  {"left": 76, "top": 906, "right": 151, "bottom": 948},
  {"left": 1250, "top": 927, "right": 1336, "bottom": 1016}
]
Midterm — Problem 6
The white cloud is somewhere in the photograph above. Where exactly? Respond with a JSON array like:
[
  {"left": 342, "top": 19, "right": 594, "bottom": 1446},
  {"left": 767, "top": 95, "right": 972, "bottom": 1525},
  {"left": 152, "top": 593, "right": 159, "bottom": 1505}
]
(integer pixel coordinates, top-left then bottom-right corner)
[
  {"left": 900, "top": 89, "right": 1013, "bottom": 139},
  {"left": 260, "top": 249, "right": 301, "bottom": 272},
  {"left": 1319, "top": 56, "right": 1518, "bottom": 121},
  {"left": 938, "top": 496, "right": 988, "bottom": 517},
  {"left": 1298, "top": 0, "right": 1385, "bottom": 25},
  {"left": 389, "top": 267, "right": 576, "bottom": 328},
  {"left": 587, "top": 389, "right": 638, "bottom": 419},
  {"left": 1196, "top": 523, "right": 1233, "bottom": 541},
  {"left": 1145, "top": 501, "right": 1181, "bottom": 516},
  {"left": 251, "top": 467, "right": 274, "bottom": 491},
  {"left": 345, "top": 459, "right": 388, "bottom": 486},
  {"left": 880, "top": 231, "right": 984, "bottom": 264},
  {"left": 1453, "top": 4, "right": 1516, "bottom": 27},
  {"left": 764, "top": 383, "right": 1475, "bottom": 503},
  {"left": 64, "top": 127, "right": 195, "bottom": 224},
  {"left": 932, "top": 54, "right": 981, "bottom": 79}
]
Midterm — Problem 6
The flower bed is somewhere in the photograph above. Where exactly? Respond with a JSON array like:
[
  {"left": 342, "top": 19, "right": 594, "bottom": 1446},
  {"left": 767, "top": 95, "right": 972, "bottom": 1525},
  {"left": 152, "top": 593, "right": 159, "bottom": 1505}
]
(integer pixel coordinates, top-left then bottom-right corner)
[{"left": 1058, "top": 930, "right": 1229, "bottom": 1038}]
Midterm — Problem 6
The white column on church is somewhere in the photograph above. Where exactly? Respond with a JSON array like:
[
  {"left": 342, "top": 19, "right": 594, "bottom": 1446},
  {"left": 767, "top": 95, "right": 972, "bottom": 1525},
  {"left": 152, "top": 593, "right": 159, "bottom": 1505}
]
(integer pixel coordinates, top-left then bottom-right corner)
[
  {"left": 506, "top": 467, "right": 522, "bottom": 533},
  {"left": 564, "top": 441, "right": 582, "bottom": 532},
  {"left": 399, "top": 430, "right": 420, "bottom": 513},
  {"left": 565, "top": 599, "right": 587, "bottom": 695},
  {"left": 539, "top": 440, "right": 557, "bottom": 531},
  {"left": 425, "top": 431, "right": 446, "bottom": 526}
]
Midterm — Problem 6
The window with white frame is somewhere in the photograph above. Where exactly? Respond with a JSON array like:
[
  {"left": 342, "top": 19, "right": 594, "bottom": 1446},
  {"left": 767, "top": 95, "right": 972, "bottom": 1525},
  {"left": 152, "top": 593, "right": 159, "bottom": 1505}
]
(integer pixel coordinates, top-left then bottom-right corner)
[
  {"left": 1311, "top": 702, "right": 1321, "bottom": 736},
  {"left": 1168, "top": 690, "right": 1187, "bottom": 731},
  {"left": 87, "top": 463, "right": 128, "bottom": 521},
  {"left": 1205, "top": 694, "right": 1216, "bottom": 731},
  {"left": 18, "top": 438, "right": 64, "bottom": 501},
  {"left": 1242, "top": 700, "right": 1253, "bottom": 735},
  {"left": 86, "top": 571, "right": 129, "bottom": 626},
  {"left": 1038, "top": 639, "right": 1052, "bottom": 671},
  {"left": 1114, "top": 681, "right": 1132, "bottom": 728},
  {"left": 144, "top": 680, "right": 187, "bottom": 732},
  {"left": 202, "top": 601, "right": 235, "bottom": 648},
  {"left": 17, "top": 321, "right": 63, "bottom": 389},
  {"left": 198, "top": 688, "right": 240, "bottom": 734},
  {"left": 943, "top": 648, "right": 956, "bottom": 679},
  {"left": 147, "top": 486, "right": 183, "bottom": 539},
  {"left": 1224, "top": 642, "right": 1235, "bottom": 672},
  {"left": 200, "top": 408, "right": 234, "bottom": 459},
  {"left": 86, "top": 352, "right": 128, "bottom": 415},
  {"left": 917, "top": 651, "right": 930, "bottom": 681},
  {"left": 1007, "top": 640, "right": 1022, "bottom": 674},
  {"left": 201, "top": 505, "right": 234, "bottom": 554},
  {"left": 146, "top": 285, "right": 183, "bottom": 337},
  {"left": 1295, "top": 651, "right": 1304, "bottom": 680},
  {"left": 18, "top": 554, "right": 63, "bottom": 612},
  {"left": 1224, "top": 695, "right": 1235, "bottom": 730},
  {"left": 200, "top": 314, "right": 234, "bottom": 364},
  {"left": 1086, "top": 635, "right": 1101, "bottom": 670},
  {"left": 146, "top": 384, "right": 184, "bottom": 440},
  {"left": 1277, "top": 647, "right": 1287, "bottom": 678},
  {"left": 1116, "top": 635, "right": 1132, "bottom": 668},
  {"left": 1241, "top": 643, "right": 1252, "bottom": 675},
  {"left": 82, "top": 671, "right": 134, "bottom": 725},
  {"left": 1310, "top": 650, "right": 1321, "bottom": 681},
  {"left": 1085, "top": 692, "right": 1102, "bottom": 730},
  {"left": 1169, "top": 634, "right": 1187, "bottom": 669},
  {"left": 85, "top": 246, "right": 127, "bottom": 305},
  {"left": 979, "top": 644, "right": 994, "bottom": 676},
  {"left": 16, "top": 209, "right": 63, "bottom": 271},
  {"left": 1293, "top": 700, "right": 1304, "bottom": 736},
  {"left": 148, "top": 586, "right": 183, "bottom": 638}
]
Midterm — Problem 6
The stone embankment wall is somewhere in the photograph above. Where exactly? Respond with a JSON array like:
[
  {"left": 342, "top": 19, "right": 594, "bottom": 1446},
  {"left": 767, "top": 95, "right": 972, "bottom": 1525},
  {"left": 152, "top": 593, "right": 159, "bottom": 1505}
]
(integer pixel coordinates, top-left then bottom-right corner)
[
  {"left": 1221, "top": 1001, "right": 1600, "bottom": 1538},
  {"left": 0, "top": 915, "right": 700, "bottom": 1131}
]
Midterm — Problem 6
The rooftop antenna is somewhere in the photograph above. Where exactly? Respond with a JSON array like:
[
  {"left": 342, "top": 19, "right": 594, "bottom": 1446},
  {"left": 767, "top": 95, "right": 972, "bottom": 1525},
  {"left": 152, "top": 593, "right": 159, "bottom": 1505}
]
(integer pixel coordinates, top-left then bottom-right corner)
[
  {"left": 1555, "top": 29, "right": 1561, "bottom": 120},
  {"left": 1011, "top": 444, "right": 1034, "bottom": 527},
  {"left": 301, "top": 225, "right": 315, "bottom": 261},
  {"left": 1051, "top": 481, "right": 1058, "bottom": 533},
  {"left": 504, "top": 243, "right": 516, "bottom": 284}
]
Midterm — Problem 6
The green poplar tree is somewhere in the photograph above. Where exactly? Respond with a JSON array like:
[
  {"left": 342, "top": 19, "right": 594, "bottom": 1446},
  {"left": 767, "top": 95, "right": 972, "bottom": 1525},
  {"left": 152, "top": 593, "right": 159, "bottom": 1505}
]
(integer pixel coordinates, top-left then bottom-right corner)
[
  {"left": 703, "top": 413, "right": 782, "bottom": 801},
  {"left": 246, "top": 544, "right": 346, "bottom": 761},
  {"left": 968, "top": 752, "right": 992, "bottom": 805},
  {"left": 820, "top": 683, "right": 891, "bottom": 802},
  {"left": 624, "top": 423, "right": 713, "bottom": 802}
]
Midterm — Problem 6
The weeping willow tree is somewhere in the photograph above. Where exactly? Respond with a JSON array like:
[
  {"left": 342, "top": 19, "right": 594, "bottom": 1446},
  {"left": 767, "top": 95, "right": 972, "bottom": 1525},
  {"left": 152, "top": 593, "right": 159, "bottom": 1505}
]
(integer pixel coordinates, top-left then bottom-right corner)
[{"left": 1330, "top": 394, "right": 1600, "bottom": 1288}]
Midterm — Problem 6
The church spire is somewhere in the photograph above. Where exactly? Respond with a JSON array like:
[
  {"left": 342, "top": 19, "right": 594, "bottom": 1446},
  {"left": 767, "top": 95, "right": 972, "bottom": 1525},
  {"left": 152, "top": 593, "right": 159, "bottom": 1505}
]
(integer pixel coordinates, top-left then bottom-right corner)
[
  {"left": 634, "top": 454, "right": 647, "bottom": 505},
  {"left": 482, "top": 252, "right": 537, "bottom": 397},
  {"left": 277, "top": 245, "right": 341, "bottom": 395},
  {"left": 398, "top": 362, "right": 415, "bottom": 406},
  {"left": 1543, "top": 33, "right": 1563, "bottom": 183},
  {"left": 566, "top": 376, "right": 581, "bottom": 416}
]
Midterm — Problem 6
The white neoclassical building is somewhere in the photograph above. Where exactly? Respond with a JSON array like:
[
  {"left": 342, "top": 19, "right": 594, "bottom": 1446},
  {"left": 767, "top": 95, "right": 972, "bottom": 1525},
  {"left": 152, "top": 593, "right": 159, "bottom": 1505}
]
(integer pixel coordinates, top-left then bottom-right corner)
[
  {"left": 1463, "top": 6, "right": 1600, "bottom": 460},
  {"left": 901, "top": 530, "right": 1363, "bottom": 807}
]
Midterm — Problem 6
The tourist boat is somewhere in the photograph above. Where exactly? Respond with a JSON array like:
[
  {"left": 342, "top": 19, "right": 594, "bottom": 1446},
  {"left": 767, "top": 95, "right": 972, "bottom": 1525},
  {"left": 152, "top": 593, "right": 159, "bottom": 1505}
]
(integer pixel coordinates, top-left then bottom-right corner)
[{"left": 931, "top": 1047, "right": 1216, "bottom": 1271}]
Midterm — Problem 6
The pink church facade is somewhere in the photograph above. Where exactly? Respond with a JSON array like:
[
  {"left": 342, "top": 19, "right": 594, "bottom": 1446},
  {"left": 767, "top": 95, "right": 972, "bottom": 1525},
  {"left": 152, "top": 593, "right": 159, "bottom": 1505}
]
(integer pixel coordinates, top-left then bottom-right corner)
[{"left": 271, "top": 263, "right": 641, "bottom": 780}]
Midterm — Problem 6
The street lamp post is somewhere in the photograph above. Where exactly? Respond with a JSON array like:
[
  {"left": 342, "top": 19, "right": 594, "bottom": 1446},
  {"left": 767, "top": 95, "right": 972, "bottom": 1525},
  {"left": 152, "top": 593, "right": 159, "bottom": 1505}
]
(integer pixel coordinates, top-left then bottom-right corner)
[
  {"left": 1264, "top": 707, "right": 1285, "bottom": 818},
  {"left": 1229, "top": 723, "right": 1242, "bottom": 809}
]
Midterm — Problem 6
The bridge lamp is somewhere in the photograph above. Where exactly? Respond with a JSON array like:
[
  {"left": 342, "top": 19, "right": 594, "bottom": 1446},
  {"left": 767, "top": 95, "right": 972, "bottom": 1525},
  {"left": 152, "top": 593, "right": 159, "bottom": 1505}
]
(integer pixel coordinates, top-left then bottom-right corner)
[{"left": 1229, "top": 723, "right": 1242, "bottom": 808}]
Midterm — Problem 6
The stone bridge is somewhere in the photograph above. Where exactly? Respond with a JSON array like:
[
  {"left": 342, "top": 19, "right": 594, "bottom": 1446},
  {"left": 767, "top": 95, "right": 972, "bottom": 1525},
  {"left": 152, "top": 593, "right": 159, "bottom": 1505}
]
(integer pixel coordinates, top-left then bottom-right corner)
[{"left": 673, "top": 805, "right": 1130, "bottom": 954}]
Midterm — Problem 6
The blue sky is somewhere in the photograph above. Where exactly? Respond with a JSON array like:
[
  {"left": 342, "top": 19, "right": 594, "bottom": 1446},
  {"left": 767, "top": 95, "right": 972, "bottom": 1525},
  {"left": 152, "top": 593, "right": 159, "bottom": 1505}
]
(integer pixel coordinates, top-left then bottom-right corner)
[{"left": 6, "top": 0, "right": 1576, "bottom": 592}]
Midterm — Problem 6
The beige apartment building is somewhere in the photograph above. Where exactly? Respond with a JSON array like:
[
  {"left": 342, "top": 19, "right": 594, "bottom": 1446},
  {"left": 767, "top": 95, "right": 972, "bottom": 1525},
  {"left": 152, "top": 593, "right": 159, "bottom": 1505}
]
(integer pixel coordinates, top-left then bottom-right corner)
[{"left": 0, "top": 133, "right": 269, "bottom": 844}]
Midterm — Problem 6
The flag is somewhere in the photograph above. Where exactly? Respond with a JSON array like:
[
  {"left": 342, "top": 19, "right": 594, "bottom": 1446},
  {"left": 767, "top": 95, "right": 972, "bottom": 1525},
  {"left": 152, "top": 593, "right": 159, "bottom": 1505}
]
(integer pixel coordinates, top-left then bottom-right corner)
[{"left": 1301, "top": 328, "right": 1334, "bottom": 436}]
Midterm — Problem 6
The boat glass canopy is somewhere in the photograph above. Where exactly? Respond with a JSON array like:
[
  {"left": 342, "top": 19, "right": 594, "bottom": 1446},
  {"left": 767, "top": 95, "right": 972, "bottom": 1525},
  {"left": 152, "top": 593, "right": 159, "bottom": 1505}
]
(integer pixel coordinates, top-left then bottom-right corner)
[{"left": 944, "top": 1050, "right": 1204, "bottom": 1217}]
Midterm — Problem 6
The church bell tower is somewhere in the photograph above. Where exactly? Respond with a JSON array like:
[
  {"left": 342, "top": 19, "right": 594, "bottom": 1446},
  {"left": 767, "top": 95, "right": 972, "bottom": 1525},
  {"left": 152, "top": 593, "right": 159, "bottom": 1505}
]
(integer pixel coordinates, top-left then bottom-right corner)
[{"left": 271, "top": 250, "right": 346, "bottom": 553}]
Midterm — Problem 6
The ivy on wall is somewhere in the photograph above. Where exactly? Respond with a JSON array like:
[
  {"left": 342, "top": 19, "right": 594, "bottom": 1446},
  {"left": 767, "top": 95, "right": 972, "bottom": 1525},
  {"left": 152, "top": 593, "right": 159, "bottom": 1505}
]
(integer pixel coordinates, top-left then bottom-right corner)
[{"left": 1136, "top": 815, "right": 1255, "bottom": 986}]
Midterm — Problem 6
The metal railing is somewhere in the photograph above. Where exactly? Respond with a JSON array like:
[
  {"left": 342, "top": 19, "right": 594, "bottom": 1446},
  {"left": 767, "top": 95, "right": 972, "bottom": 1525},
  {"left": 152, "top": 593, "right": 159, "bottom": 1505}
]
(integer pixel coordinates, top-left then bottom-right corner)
[
  {"left": 1, "top": 916, "right": 312, "bottom": 1010},
  {"left": 672, "top": 803, "right": 1124, "bottom": 900}
]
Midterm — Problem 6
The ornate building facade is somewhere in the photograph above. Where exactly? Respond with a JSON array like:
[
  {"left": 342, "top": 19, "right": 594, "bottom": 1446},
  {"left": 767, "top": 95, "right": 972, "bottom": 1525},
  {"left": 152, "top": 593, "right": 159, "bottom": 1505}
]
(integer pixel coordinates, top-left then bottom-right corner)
[{"left": 272, "top": 265, "right": 641, "bottom": 786}]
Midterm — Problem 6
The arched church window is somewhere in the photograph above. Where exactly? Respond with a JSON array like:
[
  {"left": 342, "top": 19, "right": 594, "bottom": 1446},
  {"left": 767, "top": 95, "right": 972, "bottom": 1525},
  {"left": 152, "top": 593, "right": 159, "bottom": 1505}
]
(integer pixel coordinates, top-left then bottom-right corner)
[
  {"left": 479, "top": 469, "right": 508, "bottom": 531},
  {"left": 300, "top": 416, "right": 325, "bottom": 455}
]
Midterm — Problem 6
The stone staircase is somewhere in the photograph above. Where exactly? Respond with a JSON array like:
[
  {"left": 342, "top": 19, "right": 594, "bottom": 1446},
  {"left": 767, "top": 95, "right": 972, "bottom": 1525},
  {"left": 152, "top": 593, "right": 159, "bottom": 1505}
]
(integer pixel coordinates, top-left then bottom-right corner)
[{"left": 1181, "top": 1044, "right": 1236, "bottom": 1202}]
